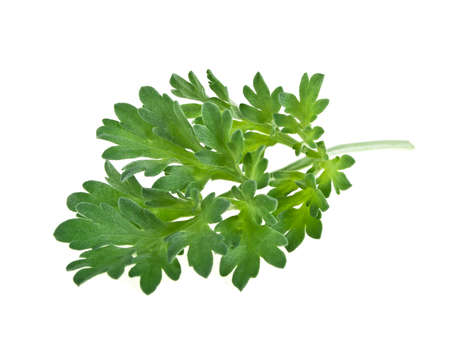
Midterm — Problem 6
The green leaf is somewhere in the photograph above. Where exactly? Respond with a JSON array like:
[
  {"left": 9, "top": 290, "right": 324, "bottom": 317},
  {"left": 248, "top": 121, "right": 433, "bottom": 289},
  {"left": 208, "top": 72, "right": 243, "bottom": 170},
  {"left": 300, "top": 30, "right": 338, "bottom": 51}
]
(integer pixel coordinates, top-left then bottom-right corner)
[
  {"left": 78, "top": 180, "right": 122, "bottom": 208},
  {"left": 243, "top": 132, "right": 277, "bottom": 152},
  {"left": 240, "top": 179, "right": 257, "bottom": 199},
  {"left": 66, "top": 192, "right": 97, "bottom": 212},
  {"left": 114, "top": 103, "right": 154, "bottom": 138},
  {"left": 219, "top": 244, "right": 259, "bottom": 290},
  {"left": 54, "top": 202, "right": 142, "bottom": 250},
  {"left": 195, "top": 149, "right": 229, "bottom": 167},
  {"left": 121, "top": 159, "right": 171, "bottom": 181},
  {"left": 217, "top": 215, "right": 287, "bottom": 290},
  {"left": 105, "top": 161, "right": 142, "bottom": 198},
  {"left": 279, "top": 73, "right": 329, "bottom": 126},
  {"left": 313, "top": 99, "right": 329, "bottom": 115},
  {"left": 141, "top": 188, "right": 196, "bottom": 220},
  {"left": 67, "top": 246, "right": 135, "bottom": 285},
  {"left": 97, "top": 110, "right": 156, "bottom": 160},
  {"left": 194, "top": 102, "right": 232, "bottom": 152},
  {"left": 299, "top": 126, "right": 325, "bottom": 147},
  {"left": 166, "top": 193, "right": 229, "bottom": 277},
  {"left": 276, "top": 173, "right": 329, "bottom": 217},
  {"left": 97, "top": 104, "right": 197, "bottom": 164},
  {"left": 207, "top": 69, "right": 229, "bottom": 101},
  {"left": 129, "top": 252, "right": 181, "bottom": 295},
  {"left": 273, "top": 113, "right": 300, "bottom": 133},
  {"left": 57, "top": 194, "right": 182, "bottom": 294},
  {"left": 301, "top": 174, "right": 329, "bottom": 217},
  {"left": 303, "top": 73, "right": 324, "bottom": 102},
  {"left": 269, "top": 170, "right": 305, "bottom": 199},
  {"left": 276, "top": 205, "right": 323, "bottom": 252},
  {"left": 118, "top": 198, "right": 165, "bottom": 231},
  {"left": 243, "top": 146, "right": 269, "bottom": 188},
  {"left": 193, "top": 102, "right": 243, "bottom": 170},
  {"left": 129, "top": 258, "right": 162, "bottom": 294},
  {"left": 170, "top": 71, "right": 208, "bottom": 102},
  {"left": 138, "top": 87, "right": 202, "bottom": 151},
  {"left": 152, "top": 166, "right": 191, "bottom": 191},
  {"left": 142, "top": 188, "right": 192, "bottom": 209},
  {"left": 239, "top": 72, "right": 283, "bottom": 123},
  {"left": 279, "top": 93, "right": 300, "bottom": 116},
  {"left": 232, "top": 180, "right": 278, "bottom": 226},
  {"left": 254, "top": 194, "right": 277, "bottom": 213},
  {"left": 229, "top": 130, "right": 244, "bottom": 161},
  {"left": 317, "top": 155, "right": 355, "bottom": 197},
  {"left": 201, "top": 193, "right": 231, "bottom": 224},
  {"left": 181, "top": 103, "right": 202, "bottom": 118},
  {"left": 192, "top": 124, "right": 218, "bottom": 149},
  {"left": 153, "top": 165, "right": 208, "bottom": 192},
  {"left": 65, "top": 162, "right": 151, "bottom": 235}
]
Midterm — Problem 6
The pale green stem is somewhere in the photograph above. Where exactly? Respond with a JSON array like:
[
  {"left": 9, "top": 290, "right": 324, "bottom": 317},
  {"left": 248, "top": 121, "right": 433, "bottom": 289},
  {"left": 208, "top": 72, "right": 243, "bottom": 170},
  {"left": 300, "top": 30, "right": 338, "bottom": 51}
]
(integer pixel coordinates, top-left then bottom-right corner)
[
  {"left": 327, "top": 140, "right": 414, "bottom": 155},
  {"left": 274, "top": 140, "right": 414, "bottom": 172}
]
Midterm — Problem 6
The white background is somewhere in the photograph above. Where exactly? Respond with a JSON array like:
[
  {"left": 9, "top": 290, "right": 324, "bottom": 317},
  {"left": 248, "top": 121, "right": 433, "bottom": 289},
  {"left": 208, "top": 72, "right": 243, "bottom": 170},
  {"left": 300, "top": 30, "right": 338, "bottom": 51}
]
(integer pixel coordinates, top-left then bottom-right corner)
[{"left": 1, "top": 0, "right": 449, "bottom": 336}]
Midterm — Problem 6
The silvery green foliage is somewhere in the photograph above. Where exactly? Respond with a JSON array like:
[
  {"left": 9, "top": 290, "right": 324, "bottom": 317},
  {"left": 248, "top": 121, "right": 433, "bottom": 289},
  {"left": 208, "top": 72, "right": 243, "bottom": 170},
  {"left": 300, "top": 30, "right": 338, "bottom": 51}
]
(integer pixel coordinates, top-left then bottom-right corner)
[{"left": 55, "top": 71, "right": 355, "bottom": 294}]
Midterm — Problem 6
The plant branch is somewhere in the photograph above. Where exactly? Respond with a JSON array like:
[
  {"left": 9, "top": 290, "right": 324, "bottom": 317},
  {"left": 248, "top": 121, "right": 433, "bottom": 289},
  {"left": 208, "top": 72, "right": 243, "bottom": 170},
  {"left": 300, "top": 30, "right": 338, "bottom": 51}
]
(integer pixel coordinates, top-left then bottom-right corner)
[{"left": 273, "top": 140, "right": 414, "bottom": 173}]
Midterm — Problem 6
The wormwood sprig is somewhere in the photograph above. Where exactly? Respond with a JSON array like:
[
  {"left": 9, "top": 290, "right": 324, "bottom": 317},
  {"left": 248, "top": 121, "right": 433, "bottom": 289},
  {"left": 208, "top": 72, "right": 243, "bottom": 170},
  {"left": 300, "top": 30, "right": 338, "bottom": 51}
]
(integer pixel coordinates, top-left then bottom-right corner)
[{"left": 54, "top": 70, "right": 413, "bottom": 294}]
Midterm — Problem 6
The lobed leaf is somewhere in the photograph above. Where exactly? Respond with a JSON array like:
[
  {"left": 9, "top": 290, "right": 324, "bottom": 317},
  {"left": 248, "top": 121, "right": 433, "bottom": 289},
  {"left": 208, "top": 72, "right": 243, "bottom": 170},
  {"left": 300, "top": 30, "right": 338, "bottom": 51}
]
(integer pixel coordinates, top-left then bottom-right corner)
[
  {"left": 317, "top": 155, "right": 355, "bottom": 197},
  {"left": 217, "top": 215, "right": 287, "bottom": 290},
  {"left": 275, "top": 205, "right": 323, "bottom": 252},
  {"left": 67, "top": 246, "right": 135, "bottom": 285},
  {"left": 166, "top": 193, "right": 229, "bottom": 277},
  {"left": 243, "top": 146, "right": 270, "bottom": 188},
  {"left": 279, "top": 73, "right": 329, "bottom": 127},
  {"left": 121, "top": 159, "right": 171, "bottom": 182},
  {"left": 170, "top": 71, "right": 209, "bottom": 102},
  {"left": 138, "top": 87, "right": 202, "bottom": 152},
  {"left": 207, "top": 69, "right": 229, "bottom": 101},
  {"left": 239, "top": 72, "right": 283, "bottom": 123}
]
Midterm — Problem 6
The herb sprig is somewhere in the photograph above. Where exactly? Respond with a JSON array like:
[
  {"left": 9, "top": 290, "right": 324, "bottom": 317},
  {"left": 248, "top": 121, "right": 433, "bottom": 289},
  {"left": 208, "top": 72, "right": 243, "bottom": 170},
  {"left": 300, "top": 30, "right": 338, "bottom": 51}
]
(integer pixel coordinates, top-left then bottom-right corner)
[{"left": 54, "top": 70, "right": 413, "bottom": 294}]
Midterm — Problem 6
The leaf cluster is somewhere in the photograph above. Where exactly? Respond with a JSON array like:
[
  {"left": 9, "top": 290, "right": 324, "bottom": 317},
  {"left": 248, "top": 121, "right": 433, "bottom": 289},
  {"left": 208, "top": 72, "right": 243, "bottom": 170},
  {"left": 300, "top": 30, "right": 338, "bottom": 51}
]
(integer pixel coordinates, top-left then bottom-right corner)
[{"left": 55, "top": 70, "right": 355, "bottom": 294}]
